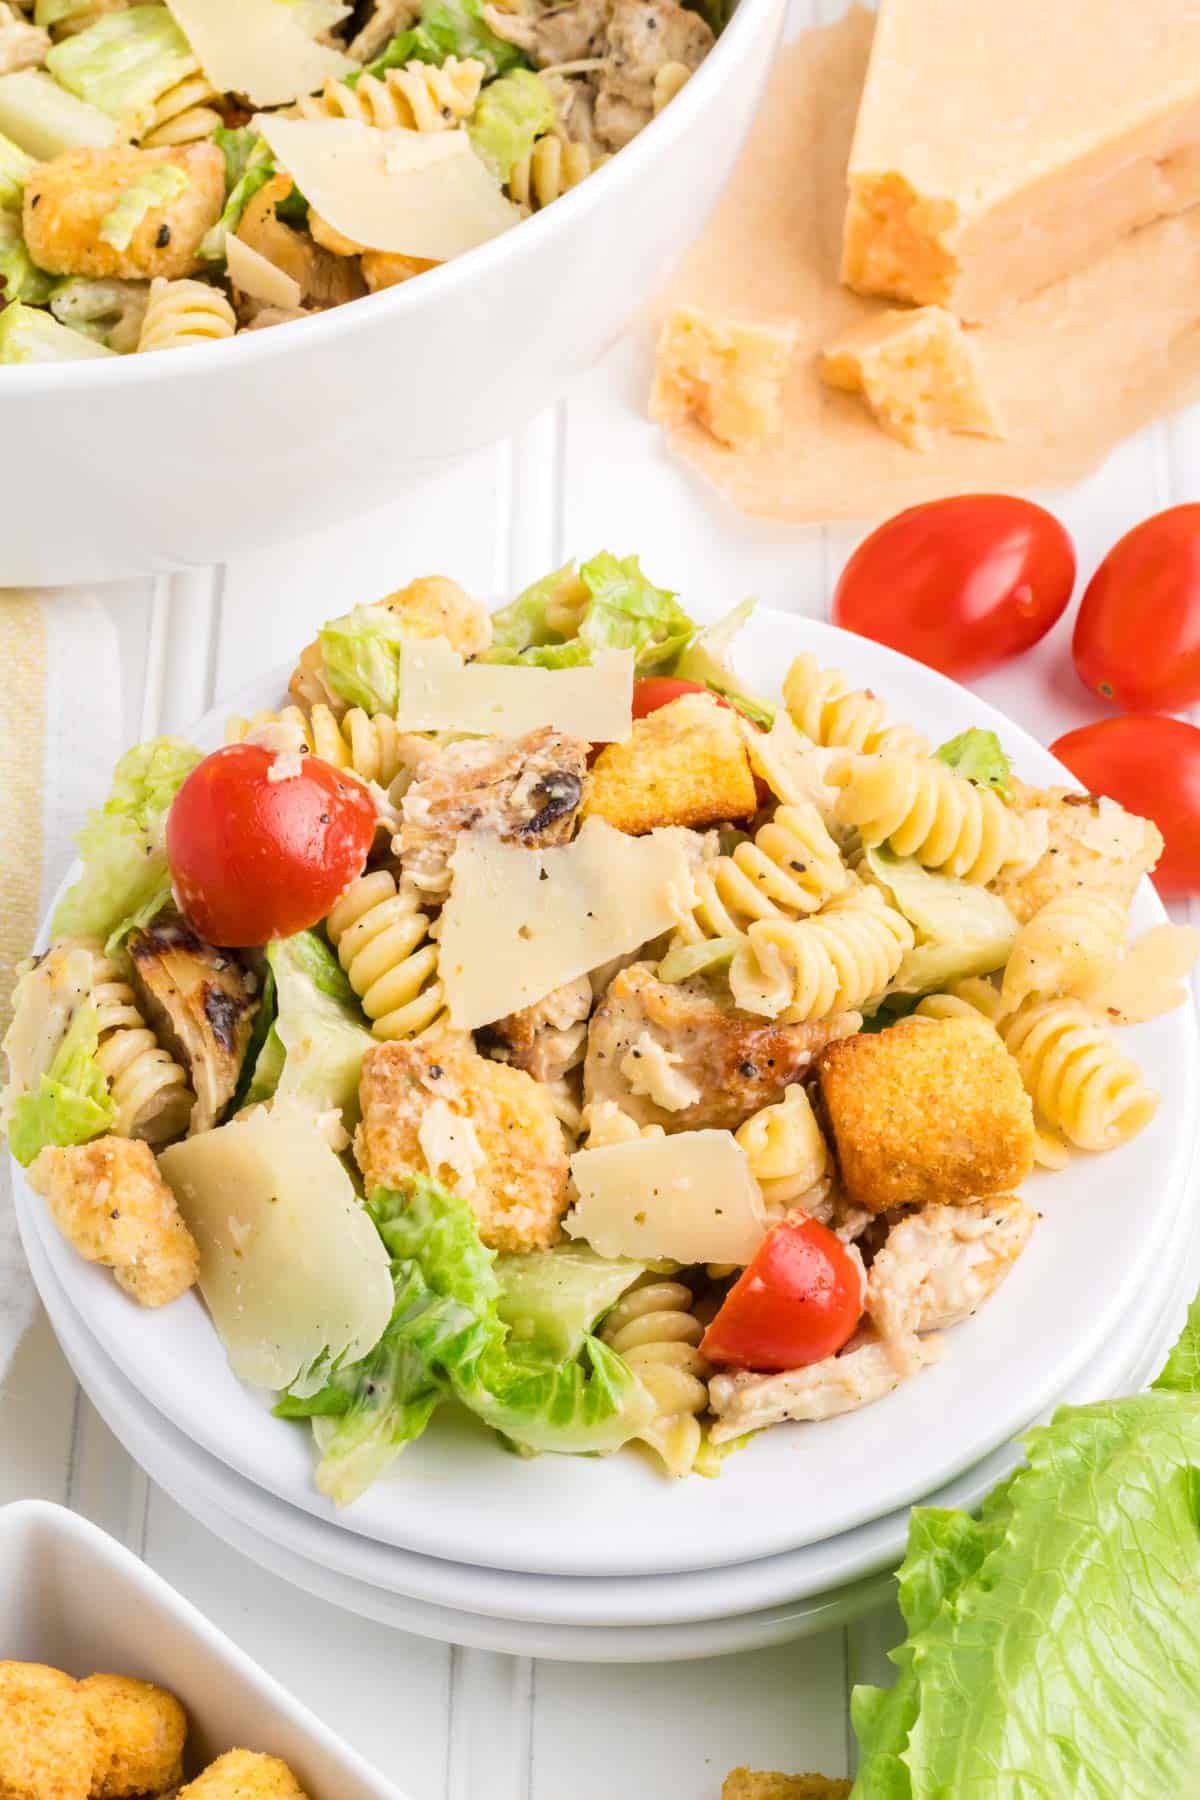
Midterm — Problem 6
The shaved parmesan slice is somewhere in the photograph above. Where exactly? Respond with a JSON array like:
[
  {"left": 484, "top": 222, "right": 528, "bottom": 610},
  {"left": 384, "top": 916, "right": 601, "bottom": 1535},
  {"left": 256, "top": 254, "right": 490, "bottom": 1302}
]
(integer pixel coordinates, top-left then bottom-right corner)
[
  {"left": 439, "top": 816, "right": 698, "bottom": 1029},
  {"left": 226, "top": 231, "right": 303, "bottom": 310},
  {"left": 254, "top": 115, "right": 520, "bottom": 259},
  {"left": 397, "top": 639, "right": 634, "bottom": 741},
  {"left": 566, "top": 1131, "right": 767, "bottom": 1264},
  {"left": 158, "top": 1100, "right": 393, "bottom": 1392},
  {"left": 164, "top": 0, "right": 355, "bottom": 106}
]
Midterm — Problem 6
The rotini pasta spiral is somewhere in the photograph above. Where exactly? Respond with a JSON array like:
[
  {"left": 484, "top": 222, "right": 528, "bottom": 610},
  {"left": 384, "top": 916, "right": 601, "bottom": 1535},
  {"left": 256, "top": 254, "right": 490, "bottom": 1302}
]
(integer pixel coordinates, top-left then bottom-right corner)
[
  {"left": 140, "top": 71, "right": 222, "bottom": 146},
  {"left": 600, "top": 1276, "right": 711, "bottom": 1477},
  {"left": 90, "top": 953, "right": 193, "bottom": 1143},
  {"left": 298, "top": 58, "right": 486, "bottom": 131},
  {"left": 735, "top": 1083, "right": 830, "bottom": 1213},
  {"left": 136, "top": 278, "right": 236, "bottom": 352},
  {"left": 1001, "top": 891, "right": 1128, "bottom": 1010},
  {"left": 729, "top": 884, "right": 914, "bottom": 1021},
  {"left": 507, "top": 133, "right": 602, "bottom": 210},
  {"left": 580, "top": 1100, "right": 665, "bottom": 1148},
  {"left": 326, "top": 871, "right": 448, "bottom": 1040},
  {"left": 226, "top": 703, "right": 426, "bottom": 794},
  {"left": 674, "top": 802, "right": 849, "bottom": 948},
  {"left": 782, "top": 652, "right": 929, "bottom": 757},
  {"left": 832, "top": 751, "right": 1033, "bottom": 885},
  {"left": 1002, "top": 997, "right": 1158, "bottom": 1155},
  {"left": 914, "top": 976, "right": 1010, "bottom": 1027}
]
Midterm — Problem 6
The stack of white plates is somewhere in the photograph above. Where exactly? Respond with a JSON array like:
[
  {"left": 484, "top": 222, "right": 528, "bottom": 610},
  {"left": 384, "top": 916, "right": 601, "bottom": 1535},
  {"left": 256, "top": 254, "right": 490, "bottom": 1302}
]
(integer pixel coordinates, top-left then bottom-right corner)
[{"left": 14, "top": 616, "right": 1200, "bottom": 1662}]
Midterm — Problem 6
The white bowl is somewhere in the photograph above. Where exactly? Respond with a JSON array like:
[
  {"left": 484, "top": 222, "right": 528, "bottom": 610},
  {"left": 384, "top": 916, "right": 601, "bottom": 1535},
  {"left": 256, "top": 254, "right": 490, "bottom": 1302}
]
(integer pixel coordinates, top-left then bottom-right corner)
[
  {"left": 0, "top": 0, "right": 784, "bottom": 586},
  {"left": 21, "top": 1175, "right": 1198, "bottom": 1646},
  {"left": 0, "top": 1498, "right": 407, "bottom": 1793},
  {"left": 12, "top": 610, "right": 1199, "bottom": 1584}
]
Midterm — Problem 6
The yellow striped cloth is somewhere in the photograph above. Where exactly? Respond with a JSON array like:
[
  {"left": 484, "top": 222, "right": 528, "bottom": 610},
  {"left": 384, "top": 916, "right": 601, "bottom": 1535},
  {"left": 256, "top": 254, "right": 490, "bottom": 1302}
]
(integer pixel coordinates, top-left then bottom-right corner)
[{"left": 0, "top": 591, "right": 122, "bottom": 1380}]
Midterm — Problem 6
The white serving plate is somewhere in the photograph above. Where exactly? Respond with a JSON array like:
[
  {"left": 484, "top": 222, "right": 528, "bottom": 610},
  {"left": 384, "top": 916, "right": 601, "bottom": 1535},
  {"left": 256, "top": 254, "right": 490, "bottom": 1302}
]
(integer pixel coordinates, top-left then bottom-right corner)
[
  {"left": 0, "top": 1497, "right": 407, "bottom": 1794},
  {"left": 13, "top": 610, "right": 1198, "bottom": 1582},
  {"left": 21, "top": 1173, "right": 1197, "bottom": 1642},
  {"left": 0, "top": 0, "right": 784, "bottom": 585}
]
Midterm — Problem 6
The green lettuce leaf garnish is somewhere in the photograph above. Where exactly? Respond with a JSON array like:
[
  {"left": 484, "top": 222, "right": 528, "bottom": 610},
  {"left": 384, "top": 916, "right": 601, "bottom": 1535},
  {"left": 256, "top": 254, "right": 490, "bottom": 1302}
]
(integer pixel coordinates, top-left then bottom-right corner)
[
  {"left": 249, "top": 931, "right": 372, "bottom": 1125},
  {"left": 577, "top": 551, "right": 695, "bottom": 670},
  {"left": 851, "top": 1293, "right": 1200, "bottom": 1798},
  {"left": 0, "top": 214, "right": 53, "bottom": 308},
  {"left": 935, "top": 728, "right": 1012, "bottom": 800},
  {"left": 200, "top": 132, "right": 276, "bottom": 261},
  {"left": 486, "top": 562, "right": 590, "bottom": 658},
  {"left": 669, "top": 598, "right": 775, "bottom": 728},
  {"left": 494, "top": 1244, "right": 644, "bottom": 1360},
  {"left": 354, "top": 25, "right": 445, "bottom": 78},
  {"left": 7, "top": 1000, "right": 114, "bottom": 1166},
  {"left": 51, "top": 737, "right": 201, "bottom": 951},
  {"left": 417, "top": 0, "right": 525, "bottom": 76},
  {"left": 467, "top": 69, "right": 556, "bottom": 181},
  {"left": 46, "top": 6, "right": 195, "bottom": 126},
  {"left": 316, "top": 604, "right": 410, "bottom": 714},
  {"left": 280, "top": 1176, "right": 653, "bottom": 1500},
  {"left": 862, "top": 845, "right": 1019, "bottom": 999}
]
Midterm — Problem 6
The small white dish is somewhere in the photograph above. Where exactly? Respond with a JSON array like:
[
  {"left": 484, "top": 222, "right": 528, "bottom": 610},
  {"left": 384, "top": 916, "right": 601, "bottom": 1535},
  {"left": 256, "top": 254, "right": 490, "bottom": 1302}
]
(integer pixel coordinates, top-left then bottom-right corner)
[
  {"left": 14, "top": 611, "right": 1197, "bottom": 1580},
  {"left": 0, "top": 1497, "right": 407, "bottom": 1794},
  {"left": 21, "top": 1172, "right": 1198, "bottom": 1640}
]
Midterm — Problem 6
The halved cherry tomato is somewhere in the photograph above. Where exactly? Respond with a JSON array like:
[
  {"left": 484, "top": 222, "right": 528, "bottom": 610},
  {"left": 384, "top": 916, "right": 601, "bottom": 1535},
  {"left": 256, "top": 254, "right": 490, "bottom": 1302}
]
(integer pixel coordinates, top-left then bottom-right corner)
[
  {"left": 166, "top": 743, "right": 376, "bottom": 946},
  {"left": 1073, "top": 505, "right": 1200, "bottom": 712},
  {"left": 701, "top": 1214, "right": 864, "bottom": 1373},
  {"left": 1050, "top": 715, "right": 1200, "bottom": 897},
  {"left": 833, "top": 495, "right": 1076, "bottom": 678},
  {"left": 632, "top": 677, "right": 733, "bottom": 719}
]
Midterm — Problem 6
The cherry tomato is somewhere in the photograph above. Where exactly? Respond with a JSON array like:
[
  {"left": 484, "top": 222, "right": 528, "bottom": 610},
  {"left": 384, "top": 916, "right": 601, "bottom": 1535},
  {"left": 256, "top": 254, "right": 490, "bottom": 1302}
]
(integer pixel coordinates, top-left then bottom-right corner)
[
  {"left": 833, "top": 495, "right": 1076, "bottom": 678},
  {"left": 166, "top": 743, "right": 376, "bottom": 946},
  {"left": 632, "top": 677, "right": 733, "bottom": 719},
  {"left": 1073, "top": 506, "right": 1200, "bottom": 712},
  {"left": 701, "top": 1214, "right": 864, "bottom": 1373},
  {"left": 1050, "top": 715, "right": 1200, "bottom": 897}
]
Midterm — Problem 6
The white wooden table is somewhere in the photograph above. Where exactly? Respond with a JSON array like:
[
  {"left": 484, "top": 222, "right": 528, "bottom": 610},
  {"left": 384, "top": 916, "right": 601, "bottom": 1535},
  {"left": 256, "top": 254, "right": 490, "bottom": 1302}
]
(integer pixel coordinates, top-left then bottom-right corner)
[{"left": 5, "top": 10, "right": 1200, "bottom": 1775}]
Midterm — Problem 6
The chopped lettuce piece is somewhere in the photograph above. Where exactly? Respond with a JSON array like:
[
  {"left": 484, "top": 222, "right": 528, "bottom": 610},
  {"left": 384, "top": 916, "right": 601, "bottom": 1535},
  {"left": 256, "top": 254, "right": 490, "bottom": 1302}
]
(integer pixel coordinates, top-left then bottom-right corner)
[
  {"left": 670, "top": 598, "right": 775, "bottom": 728},
  {"left": 863, "top": 844, "right": 1019, "bottom": 998},
  {"left": 467, "top": 69, "right": 556, "bottom": 182},
  {"left": 486, "top": 562, "right": 590, "bottom": 657},
  {"left": 935, "top": 727, "right": 1012, "bottom": 800},
  {"left": 51, "top": 737, "right": 201, "bottom": 948},
  {"left": 199, "top": 132, "right": 275, "bottom": 261},
  {"left": 260, "top": 930, "right": 373, "bottom": 1126},
  {"left": 316, "top": 604, "right": 412, "bottom": 714},
  {"left": 48, "top": 276, "right": 147, "bottom": 351},
  {"left": 0, "top": 130, "right": 36, "bottom": 212},
  {"left": 353, "top": 26, "right": 444, "bottom": 78},
  {"left": 417, "top": 0, "right": 525, "bottom": 76},
  {"left": 1152, "top": 1288, "right": 1200, "bottom": 1394},
  {"left": 0, "top": 215, "right": 53, "bottom": 307},
  {"left": 577, "top": 551, "right": 695, "bottom": 671},
  {"left": 0, "top": 69, "right": 118, "bottom": 159},
  {"left": 495, "top": 1244, "right": 645, "bottom": 1359},
  {"left": 656, "top": 936, "right": 740, "bottom": 984},
  {"left": 233, "top": 964, "right": 280, "bottom": 1112},
  {"left": 46, "top": 7, "right": 196, "bottom": 127},
  {"left": 7, "top": 1000, "right": 115, "bottom": 1166},
  {"left": 0, "top": 300, "right": 116, "bottom": 362},
  {"left": 98, "top": 162, "right": 188, "bottom": 251}
]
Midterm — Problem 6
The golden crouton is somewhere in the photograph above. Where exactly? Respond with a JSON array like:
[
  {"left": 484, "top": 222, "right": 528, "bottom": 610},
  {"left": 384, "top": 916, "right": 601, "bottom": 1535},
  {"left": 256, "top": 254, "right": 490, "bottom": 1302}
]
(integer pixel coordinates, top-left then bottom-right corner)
[
  {"left": 23, "top": 143, "right": 224, "bottom": 281},
  {"left": 356, "top": 1033, "right": 569, "bottom": 1252},
  {"left": 175, "top": 1749, "right": 309, "bottom": 1798},
  {"left": 378, "top": 575, "right": 493, "bottom": 658},
  {"left": 27, "top": 1137, "right": 199, "bottom": 1308},
  {"left": 584, "top": 693, "right": 757, "bottom": 834},
  {"left": 80, "top": 1674, "right": 186, "bottom": 1798},
  {"left": 816, "top": 1016, "right": 1035, "bottom": 1213},
  {"left": 723, "top": 1772, "right": 852, "bottom": 1800},
  {"left": 990, "top": 780, "right": 1163, "bottom": 925},
  {"left": 0, "top": 1661, "right": 95, "bottom": 1800}
]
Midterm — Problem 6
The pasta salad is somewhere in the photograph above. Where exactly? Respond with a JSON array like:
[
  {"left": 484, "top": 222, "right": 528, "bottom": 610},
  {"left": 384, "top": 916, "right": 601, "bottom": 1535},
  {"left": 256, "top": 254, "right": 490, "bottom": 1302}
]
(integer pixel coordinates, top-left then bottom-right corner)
[
  {"left": 0, "top": 0, "right": 720, "bottom": 362},
  {"left": 3, "top": 558, "right": 1193, "bottom": 1504}
]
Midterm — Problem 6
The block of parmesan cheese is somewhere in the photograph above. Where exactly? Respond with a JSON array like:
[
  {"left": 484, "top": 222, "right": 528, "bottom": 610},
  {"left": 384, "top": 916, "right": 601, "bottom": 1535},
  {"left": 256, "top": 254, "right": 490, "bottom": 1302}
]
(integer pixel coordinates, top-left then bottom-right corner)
[
  {"left": 566, "top": 1131, "right": 767, "bottom": 1264},
  {"left": 842, "top": 0, "right": 1200, "bottom": 322},
  {"left": 820, "top": 305, "right": 1004, "bottom": 452},
  {"left": 650, "top": 305, "right": 799, "bottom": 451}
]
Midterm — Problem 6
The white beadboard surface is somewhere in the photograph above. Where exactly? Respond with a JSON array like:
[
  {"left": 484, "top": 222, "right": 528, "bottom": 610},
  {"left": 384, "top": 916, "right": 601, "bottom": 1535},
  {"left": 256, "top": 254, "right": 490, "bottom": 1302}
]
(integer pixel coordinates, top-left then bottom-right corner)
[{"left": 5, "top": 0, "right": 1200, "bottom": 1788}]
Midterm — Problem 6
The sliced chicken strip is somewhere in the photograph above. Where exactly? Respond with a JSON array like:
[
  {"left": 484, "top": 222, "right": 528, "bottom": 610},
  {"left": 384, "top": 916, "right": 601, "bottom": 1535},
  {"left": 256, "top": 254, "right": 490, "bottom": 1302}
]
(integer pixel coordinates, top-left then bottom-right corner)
[
  {"left": 865, "top": 1197, "right": 1036, "bottom": 1340},
  {"left": 127, "top": 919, "right": 258, "bottom": 1135},
  {"left": 708, "top": 1331, "right": 941, "bottom": 1444}
]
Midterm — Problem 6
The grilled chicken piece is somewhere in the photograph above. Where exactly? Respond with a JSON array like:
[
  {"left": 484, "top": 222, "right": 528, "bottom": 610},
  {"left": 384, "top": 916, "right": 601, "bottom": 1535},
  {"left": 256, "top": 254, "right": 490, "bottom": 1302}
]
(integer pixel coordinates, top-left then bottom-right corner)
[
  {"left": 865, "top": 1198, "right": 1035, "bottom": 1341},
  {"left": 584, "top": 963, "right": 860, "bottom": 1132},
  {"left": 708, "top": 1329, "right": 940, "bottom": 1444},
  {"left": 479, "top": 974, "right": 593, "bottom": 1084},
  {"left": 127, "top": 920, "right": 257, "bottom": 1135},
  {"left": 594, "top": 0, "right": 713, "bottom": 148},
  {"left": 397, "top": 726, "right": 588, "bottom": 900},
  {"left": 989, "top": 780, "right": 1162, "bottom": 925},
  {"left": 484, "top": 0, "right": 610, "bottom": 65}
]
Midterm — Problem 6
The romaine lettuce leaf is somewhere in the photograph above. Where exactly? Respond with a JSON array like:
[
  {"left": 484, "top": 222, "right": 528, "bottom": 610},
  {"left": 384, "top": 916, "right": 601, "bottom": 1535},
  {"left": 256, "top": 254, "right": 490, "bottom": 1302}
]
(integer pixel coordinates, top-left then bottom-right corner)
[
  {"left": 51, "top": 737, "right": 201, "bottom": 950},
  {"left": 6, "top": 1000, "right": 114, "bottom": 1166},
  {"left": 0, "top": 129, "right": 35, "bottom": 212},
  {"left": 46, "top": 6, "right": 196, "bottom": 125},
  {"left": 577, "top": 551, "right": 695, "bottom": 671},
  {"left": 98, "top": 163, "right": 188, "bottom": 252},
  {"left": 0, "top": 299, "right": 116, "bottom": 362},
  {"left": 467, "top": 69, "right": 556, "bottom": 181},
  {"left": 485, "top": 562, "right": 590, "bottom": 658},
  {"left": 354, "top": 27, "right": 444, "bottom": 77},
  {"left": 495, "top": 1243, "right": 645, "bottom": 1359},
  {"left": 261, "top": 930, "right": 372, "bottom": 1125},
  {"left": 317, "top": 604, "right": 413, "bottom": 714},
  {"left": 669, "top": 598, "right": 775, "bottom": 728},
  {"left": 656, "top": 937, "right": 740, "bottom": 984},
  {"left": 0, "top": 214, "right": 53, "bottom": 308},
  {"left": 863, "top": 845, "right": 1018, "bottom": 998},
  {"left": 417, "top": 0, "right": 525, "bottom": 75},
  {"left": 200, "top": 130, "right": 276, "bottom": 260},
  {"left": 935, "top": 727, "right": 1012, "bottom": 800}
]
